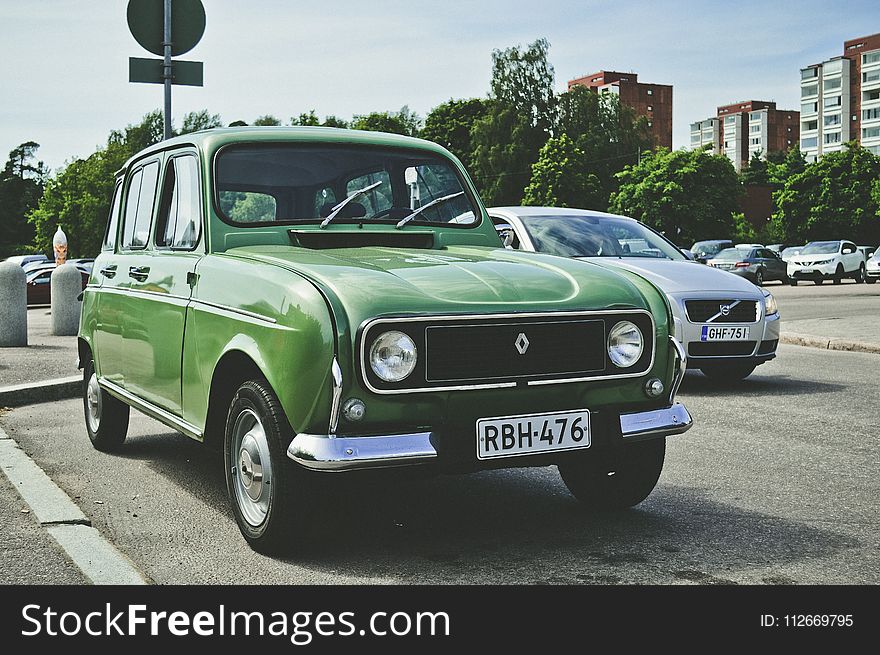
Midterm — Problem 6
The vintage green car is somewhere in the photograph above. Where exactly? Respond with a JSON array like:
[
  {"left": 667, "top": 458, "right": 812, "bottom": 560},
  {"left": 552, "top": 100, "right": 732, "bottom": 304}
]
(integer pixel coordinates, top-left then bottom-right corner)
[{"left": 79, "top": 127, "right": 692, "bottom": 552}]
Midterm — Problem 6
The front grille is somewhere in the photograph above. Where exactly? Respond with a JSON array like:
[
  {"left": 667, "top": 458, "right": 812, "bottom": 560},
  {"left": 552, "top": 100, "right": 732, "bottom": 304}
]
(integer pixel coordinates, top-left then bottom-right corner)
[
  {"left": 685, "top": 299, "right": 758, "bottom": 323},
  {"left": 688, "top": 341, "right": 756, "bottom": 357},
  {"left": 426, "top": 320, "right": 605, "bottom": 382}
]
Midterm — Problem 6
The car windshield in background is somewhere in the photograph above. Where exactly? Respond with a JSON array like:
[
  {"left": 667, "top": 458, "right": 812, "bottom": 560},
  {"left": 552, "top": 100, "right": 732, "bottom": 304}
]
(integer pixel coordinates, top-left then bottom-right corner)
[
  {"left": 713, "top": 248, "right": 752, "bottom": 260},
  {"left": 800, "top": 241, "right": 839, "bottom": 255},
  {"left": 215, "top": 144, "right": 478, "bottom": 227},
  {"left": 518, "top": 214, "right": 686, "bottom": 260},
  {"left": 692, "top": 241, "right": 728, "bottom": 257},
  {"left": 781, "top": 247, "right": 801, "bottom": 258}
]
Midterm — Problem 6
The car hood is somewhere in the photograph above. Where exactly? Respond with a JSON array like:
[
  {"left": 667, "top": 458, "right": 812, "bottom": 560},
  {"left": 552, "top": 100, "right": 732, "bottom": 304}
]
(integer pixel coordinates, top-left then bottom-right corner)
[
  {"left": 578, "top": 257, "right": 761, "bottom": 296},
  {"left": 227, "top": 245, "right": 651, "bottom": 317},
  {"left": 789, "top": 253, "right": 839, "bottom": 263}
]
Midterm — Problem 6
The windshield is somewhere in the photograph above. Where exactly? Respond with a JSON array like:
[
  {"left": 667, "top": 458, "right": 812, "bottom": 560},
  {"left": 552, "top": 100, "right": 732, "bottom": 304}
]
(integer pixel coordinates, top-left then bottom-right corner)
[
  {"left": 215, "top": 144, "right": 478, "bottom": 227},
  {"left": 692, "top": 241, "right": 730, "bottom": 257},
  {"left": 713, "top": 248, "right": 752, "bottom": 260},
  {"left": 781, "top": 247, "right": 801, "bottom": 257},
  {"left": 518, "top": 214, "right": 686, "bottom": 260},
  {"left": 800, "top": 241, "right": 840, "bottom": 255}
]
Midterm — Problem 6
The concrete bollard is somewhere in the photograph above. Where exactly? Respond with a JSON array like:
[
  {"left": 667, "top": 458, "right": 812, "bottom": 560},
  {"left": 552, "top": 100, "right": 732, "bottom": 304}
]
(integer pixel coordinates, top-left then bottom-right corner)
[
  {"left": 0, "top": 261, "right": 28, "bottom": 347},
  {"left": 50, "top": 263, "right": 82, "bottom": 336}
]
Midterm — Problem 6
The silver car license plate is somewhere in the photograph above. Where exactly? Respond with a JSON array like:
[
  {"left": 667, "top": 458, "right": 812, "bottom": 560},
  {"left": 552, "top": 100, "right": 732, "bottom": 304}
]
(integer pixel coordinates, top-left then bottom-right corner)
[
  {"left": 476, "top": 409, "right": 590, "bottom": 460},
  {"left": 700, "top": 325, "right": 751, "bottom": 341}
]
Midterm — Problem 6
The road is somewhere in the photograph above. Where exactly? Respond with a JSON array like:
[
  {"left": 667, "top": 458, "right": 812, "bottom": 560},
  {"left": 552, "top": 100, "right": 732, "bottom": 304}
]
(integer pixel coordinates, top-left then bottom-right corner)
[{"left": 1, "top": 342, "right": 877, "bottom": 585}]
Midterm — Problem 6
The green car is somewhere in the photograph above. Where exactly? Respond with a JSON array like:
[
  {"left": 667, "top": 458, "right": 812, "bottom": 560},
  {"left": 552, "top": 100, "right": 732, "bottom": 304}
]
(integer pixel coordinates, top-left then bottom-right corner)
[{"left": 79, "top": 127, "right": 692, "bottom": 552}]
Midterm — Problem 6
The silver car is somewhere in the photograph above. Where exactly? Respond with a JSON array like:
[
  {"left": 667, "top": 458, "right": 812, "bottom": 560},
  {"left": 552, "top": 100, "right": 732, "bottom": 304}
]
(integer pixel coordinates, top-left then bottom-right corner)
[{"left": 489, "top": 207, "right": 781, "bottom": 380}]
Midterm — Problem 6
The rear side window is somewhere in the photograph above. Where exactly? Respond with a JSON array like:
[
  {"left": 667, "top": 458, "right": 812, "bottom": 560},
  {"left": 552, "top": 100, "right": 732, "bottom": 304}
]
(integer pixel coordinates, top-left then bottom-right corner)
[
  {"left": 103, "top": 181, "right": 123, "bottom": 251},
  {"left": 122, "top": 160, "right": 160, "bottom": 249},
  {"left": 156, "top": 154, "right": 202, "bottom": 249}
]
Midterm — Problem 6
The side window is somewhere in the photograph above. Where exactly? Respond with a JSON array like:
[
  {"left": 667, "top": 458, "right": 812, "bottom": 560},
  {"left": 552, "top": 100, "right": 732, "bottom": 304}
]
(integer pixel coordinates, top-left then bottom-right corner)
[
  {"left": 122, "top": 161, "right": 160, "bottom": 250},
  {"left": 346, "top": 171, "right": 391, "bottom": 216},
  {"left": 156, "top": 154, "right": 202, "bottom": 249},
  {"left": 103, "top": 181, "right": 123, "bottom": 251}
]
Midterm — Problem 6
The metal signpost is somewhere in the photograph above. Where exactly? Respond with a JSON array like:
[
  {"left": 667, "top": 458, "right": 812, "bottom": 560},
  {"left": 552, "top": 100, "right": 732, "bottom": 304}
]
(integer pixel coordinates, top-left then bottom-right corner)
[{"left": 127, "top": 0, "right": 206, "bottom": 139}]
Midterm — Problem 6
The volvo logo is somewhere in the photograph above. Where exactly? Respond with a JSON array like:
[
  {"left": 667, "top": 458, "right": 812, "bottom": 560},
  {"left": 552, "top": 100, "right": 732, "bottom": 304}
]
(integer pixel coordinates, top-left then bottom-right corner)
[
  {"left": 719, "top": 304, "right": 731, "bottom": 316},
  {"left": 514, "top": 332, "right": 530, "bottom": 355}
]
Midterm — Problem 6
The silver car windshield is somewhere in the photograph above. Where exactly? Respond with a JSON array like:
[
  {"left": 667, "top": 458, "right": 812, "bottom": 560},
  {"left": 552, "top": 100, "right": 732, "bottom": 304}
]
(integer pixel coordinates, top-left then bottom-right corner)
[{"left": 518, "top": 214, "right": 686, "bottom": 260}]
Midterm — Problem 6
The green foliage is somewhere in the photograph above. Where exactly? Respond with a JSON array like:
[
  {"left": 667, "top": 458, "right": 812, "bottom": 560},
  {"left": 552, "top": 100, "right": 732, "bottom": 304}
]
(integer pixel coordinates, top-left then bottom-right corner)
[
  {"left": 421, "top": 98, "right": 489, "bottom": 171},
  {"left": 321, "top": 115, "right": 349, "bottom": 129},
  {"left": 740, "top": 151, "right": 769, "bottom": 186},
  {"left": 609, "top": 148, "right": 741, "bottom": 246},
  {"left": 773, "top": 142, "right": 880, "bottom": 244},
  {"left": 0, "top": 142, "right": 48, "bottom": 257},
  {"left": 289, "top": 111, "right": 349, "bottom": 129},
  {"left": 522, "top": 135, "right": 601, "bottom": 208},
  {"left": 180, "top": 110, "right": 223, "bottom": 134},
  {"left": 490, "top": 38, "right": 555, "bottom": 132},
  {"left": 731, "top": 212, "right": 757, "bottom": 242},
  {"left": 351, "top": 106, "right": 421, "bottom": 136},
  {"left": 253, "top": 115, "right": 282, "bottom": 126}
]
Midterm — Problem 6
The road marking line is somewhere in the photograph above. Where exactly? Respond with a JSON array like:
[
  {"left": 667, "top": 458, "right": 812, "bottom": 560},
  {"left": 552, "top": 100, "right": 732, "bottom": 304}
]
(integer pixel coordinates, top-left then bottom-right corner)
[{"left": 0, "top": 424, "right": 148, "bottom": 585}]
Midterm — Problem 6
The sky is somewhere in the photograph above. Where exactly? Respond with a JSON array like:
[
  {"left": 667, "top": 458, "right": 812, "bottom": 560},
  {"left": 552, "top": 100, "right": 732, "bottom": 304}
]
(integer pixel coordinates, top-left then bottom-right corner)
[{"left": 1, "top": 0, "right": 878, "bottom": 173}]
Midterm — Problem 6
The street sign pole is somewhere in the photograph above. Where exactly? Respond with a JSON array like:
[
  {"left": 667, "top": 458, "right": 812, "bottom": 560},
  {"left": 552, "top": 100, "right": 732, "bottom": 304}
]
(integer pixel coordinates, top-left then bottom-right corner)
[{"left": 163, "top": 0, "right": 172, "bottom": 139}]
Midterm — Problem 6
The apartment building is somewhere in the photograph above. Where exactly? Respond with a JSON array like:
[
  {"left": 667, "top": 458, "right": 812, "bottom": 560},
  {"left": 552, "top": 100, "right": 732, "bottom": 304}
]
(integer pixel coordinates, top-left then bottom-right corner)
[
  {"left": 690, "top": 101, "right": 799, "bottom": 172},
  {"left": 800, "top": 33, "right": 880, "bottom": 161},
  {"left": 567, "top": 71, "right": 673, "bottom": 148}
]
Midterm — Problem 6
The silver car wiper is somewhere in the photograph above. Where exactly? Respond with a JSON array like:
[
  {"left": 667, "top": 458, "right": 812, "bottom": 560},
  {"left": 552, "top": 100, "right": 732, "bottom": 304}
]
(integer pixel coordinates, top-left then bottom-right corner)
[
  {"left": 395, "top": 192, "right": 464, "bottom": 229},
  {"left": 319, "top": 180, "right": 383, "bottom": 228}
]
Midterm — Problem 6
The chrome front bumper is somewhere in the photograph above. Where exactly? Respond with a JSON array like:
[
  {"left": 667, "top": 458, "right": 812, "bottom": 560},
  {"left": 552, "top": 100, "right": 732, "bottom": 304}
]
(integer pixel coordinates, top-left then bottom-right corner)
[{"left": 287, "top": 403, "right": 693, "bottom": 471}]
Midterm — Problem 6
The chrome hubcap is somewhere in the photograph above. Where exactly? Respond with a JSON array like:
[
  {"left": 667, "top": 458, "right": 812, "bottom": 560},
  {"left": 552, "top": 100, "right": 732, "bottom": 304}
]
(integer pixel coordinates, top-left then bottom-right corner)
[
  {"left": 86, "top": 372, "right": 102, "bottom": 433},
  {"left": 230, "top": 409, "right": 272, "bottom": 527}
]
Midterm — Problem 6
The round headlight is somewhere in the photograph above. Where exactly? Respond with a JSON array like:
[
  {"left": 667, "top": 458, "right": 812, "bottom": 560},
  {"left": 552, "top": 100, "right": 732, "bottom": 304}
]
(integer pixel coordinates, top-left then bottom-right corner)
[
  {"left": 607, "top": 321, "right": 643, "bottom": 368},
  {"left": 369, "top": 331, "right": 417, "bottom": 382}
]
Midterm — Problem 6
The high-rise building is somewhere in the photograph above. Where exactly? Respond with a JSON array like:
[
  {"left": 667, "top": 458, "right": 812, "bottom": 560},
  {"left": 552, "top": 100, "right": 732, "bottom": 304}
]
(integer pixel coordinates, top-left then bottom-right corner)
[
  {"left": 690, "top": 101, "right": 799, "bottom": 172},
  {"left": 567, "top": 71, "right": 673, "bottom": 149},
  {"left": 799, "top": 32, "right": 880, "bottom": 161}
]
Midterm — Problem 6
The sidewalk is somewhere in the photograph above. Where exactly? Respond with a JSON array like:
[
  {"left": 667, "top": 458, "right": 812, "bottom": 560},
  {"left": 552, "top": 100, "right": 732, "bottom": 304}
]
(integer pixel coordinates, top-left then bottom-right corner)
[{"left": 780, "top": 319, "right": 880, "bottom": 355}]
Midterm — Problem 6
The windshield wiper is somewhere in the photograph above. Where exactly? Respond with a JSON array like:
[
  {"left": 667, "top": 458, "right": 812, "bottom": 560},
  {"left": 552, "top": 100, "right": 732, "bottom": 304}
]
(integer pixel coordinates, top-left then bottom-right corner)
[
  {"left": 320, "top": 180, "right": 383, "bottom": 228},
  {"left": 395, "top": 192, "right": 464, "bottom": 229}
]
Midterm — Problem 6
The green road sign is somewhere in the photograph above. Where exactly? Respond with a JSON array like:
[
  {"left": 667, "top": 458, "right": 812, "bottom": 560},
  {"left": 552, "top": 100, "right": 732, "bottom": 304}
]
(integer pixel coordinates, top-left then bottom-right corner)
[
  {"left": 129, "top": 57, "right": 204, "bottom": 86},
  {"left": 127, "top": 0, "right": 205, "bottom": 56}
]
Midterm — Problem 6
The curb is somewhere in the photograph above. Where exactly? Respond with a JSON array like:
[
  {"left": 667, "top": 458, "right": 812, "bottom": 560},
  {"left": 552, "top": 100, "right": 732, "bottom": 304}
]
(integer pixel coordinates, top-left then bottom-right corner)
[
  {"left": 780, "top": 332, "right": 880, "bottom": 355},
  {"left": 0, "top": 376, "right": 81, "bottom": 407}
]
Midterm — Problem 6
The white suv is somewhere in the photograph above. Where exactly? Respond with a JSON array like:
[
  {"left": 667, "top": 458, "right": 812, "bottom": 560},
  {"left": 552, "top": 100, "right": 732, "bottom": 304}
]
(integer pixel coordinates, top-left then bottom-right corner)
[{"left": 787, "top": 240, "right": 866, "bottom": 285}]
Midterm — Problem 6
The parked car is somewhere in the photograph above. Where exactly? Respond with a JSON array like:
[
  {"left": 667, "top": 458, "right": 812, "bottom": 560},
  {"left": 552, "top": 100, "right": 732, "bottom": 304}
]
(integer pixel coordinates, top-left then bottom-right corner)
[
  {"left": 488, "top": 207, "right": 780, "bottom": 381},
  {"left": 79, "top": 127, "right": 693, "bottom": 552},
  {"left": 779, "top": 246, "right": 803, "bottom": 263},
  {"left": 691, "top": 239, "right": 733, "bottom": 264},
  {"left": 787, "top": 240, "right": 866, "bottom": 285},
  {"left": 706, "top": 247, "right": 788, "bottom": 286},
  {"left": 735, "top": 243, "right": 764, "bottom": 249},
  {"left": 767, "top": 243, "right": 795, "bottom": 254},
  {"left": 857, "top": 245, "right": 876, "bottom": 262},
  {"left": 5, "top": 254, "right": 48, "bottom": 267},
  {"left": 866, "top": 249, "right": 880, "bottom": 284},
  {"left": 26, "top": 266, "right": 89, "bottom": 306}
]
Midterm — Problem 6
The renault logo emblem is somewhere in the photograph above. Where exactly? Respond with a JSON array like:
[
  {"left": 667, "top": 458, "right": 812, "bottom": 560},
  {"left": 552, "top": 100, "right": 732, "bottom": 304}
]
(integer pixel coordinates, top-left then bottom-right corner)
[
  {"left": 719, "top": 304, "right": 731, "bottom": 316},
  {"left": 514, "top": 332, "right": 530, "bottom": 355}
]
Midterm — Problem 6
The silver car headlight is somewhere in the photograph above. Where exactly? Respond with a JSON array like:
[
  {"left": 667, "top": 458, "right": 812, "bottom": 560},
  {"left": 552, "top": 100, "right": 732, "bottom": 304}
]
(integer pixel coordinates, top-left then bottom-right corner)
[
  {"left": 369, "top": 331, "right": 417, "bottom": 382},
  {"left": 762, "top": 290, "right": 778, "bottom": 316},
  {"left": 607, "top": 321, "right": 643, "bottom": 368}
]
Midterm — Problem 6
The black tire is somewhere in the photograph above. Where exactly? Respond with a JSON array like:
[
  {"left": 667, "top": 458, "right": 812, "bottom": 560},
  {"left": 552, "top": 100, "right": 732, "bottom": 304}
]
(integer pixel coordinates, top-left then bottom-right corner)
[
  {"left": 224, "top": 378, "right": 315, "bottom": 554},
  {"left": 699, "top": 362, "right": 758, "bottom": 381},
  {"left": 754, "top": 269, "right": 764, "bottom": 286},
  {"left": 83, "top": 358, "right": 130, "bottom": 452},
  {"left": 814, "top": 278, "right": 824, "bottom": 286},
  {"left": 558, "top": 439, "right": 665, "bottom": 510},
  {"left": 833, "top": 264, "right": 843, "bottom": 285},
  {"left": 867, "top": 277, "right": 877, "bottom": 284},
  {"left": 855, "top": 264, "right": 865, "bottom": 283},
  {"left": 790, "top": 278, "right": 798, "bottom": 286}
]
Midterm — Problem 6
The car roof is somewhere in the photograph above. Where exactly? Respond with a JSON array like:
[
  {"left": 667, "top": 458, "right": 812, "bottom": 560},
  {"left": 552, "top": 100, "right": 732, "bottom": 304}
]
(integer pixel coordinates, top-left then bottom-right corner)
[{"left": 488, "top": 206, "right": 636, "bottom": 221}]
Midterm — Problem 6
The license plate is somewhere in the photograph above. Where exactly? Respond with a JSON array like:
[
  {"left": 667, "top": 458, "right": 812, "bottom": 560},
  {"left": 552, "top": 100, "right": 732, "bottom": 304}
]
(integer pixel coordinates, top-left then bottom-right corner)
[
  {"left": 700, "top": 325, "right": 751, "bottom": 341},
  {"left": 476, "top": 409, "right": 590, "bottom": 460},
  {"left": 797, "top": 268, "right": 814, "bottom": 274}
]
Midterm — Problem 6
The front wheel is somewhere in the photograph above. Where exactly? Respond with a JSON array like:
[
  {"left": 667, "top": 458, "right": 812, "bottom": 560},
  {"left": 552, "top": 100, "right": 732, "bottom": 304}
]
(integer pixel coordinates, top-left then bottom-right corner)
[
  {"left": 699, "top": 362, "right": 757, "bottom": 380},
  {"left": 867, "top": 277, "right": 877, "bottom": 284},
  {"left": 855, "top": 265, "right": 865, "bottom": 283},
  {"left": 790, "top": 278, "right": 798, "bottom": 286},
  {"left": 83, "top": 358, "right": 130, "bottom": 451},
  {"left": 833, "top": 265, "right": 844, "bottom": 285},
  {"left": 224, "top": 379, "right": 314, "bottom": 554},
  {"left": 559, "top": 439, "right": 665, "bottom": 510},
  {"left": 754, "top": 269, "right": 764, "bottom": 286}
]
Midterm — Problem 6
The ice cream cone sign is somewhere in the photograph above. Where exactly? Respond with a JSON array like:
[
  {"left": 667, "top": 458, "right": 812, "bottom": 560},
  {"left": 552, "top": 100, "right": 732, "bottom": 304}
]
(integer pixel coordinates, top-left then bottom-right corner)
[{"left": 53, "top": 225, "right": 68, "bottom": 265}]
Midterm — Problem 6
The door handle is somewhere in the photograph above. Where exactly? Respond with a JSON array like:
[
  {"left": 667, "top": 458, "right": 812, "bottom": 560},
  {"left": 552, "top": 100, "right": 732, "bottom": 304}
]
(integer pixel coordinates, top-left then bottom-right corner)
[
  {"left": 128, "top": 266, "right": 150, "bottom": 282},
  {"left": 99, "top": 265, "right": 117, "bottom": 278}
]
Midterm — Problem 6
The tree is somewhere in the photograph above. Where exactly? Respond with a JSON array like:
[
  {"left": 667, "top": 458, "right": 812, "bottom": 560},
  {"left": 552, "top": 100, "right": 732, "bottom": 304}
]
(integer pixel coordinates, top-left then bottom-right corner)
[
  {"left": 608, "top": 148, "right": 741, "bottom": 246},
  {"left": 351, "top": 106, "right": 421, "bottom": 136},
  {"left": 180, "top": 110, "right": 223, "bottom": 134},
  {"left": 740, "top": 151, "right": 769, "bottom": 186},
  {"left": 421, "top": 98, "right": 489, "bottom": 171},
  {"left": 290, "top": 110, "right": 320, "bottom": 126},
  {"left": 767, "top": 146, "right": 806, "bottom": 186},
  {"left": 0, "top": 142, "right": 48, "bottom": 256},
  {"left": 253, "top": 115, "right": 282, "bottom": 126},
  {"left": 773, "top": 142, "right": 880, "bottom": 244},
  {"left": 522, "top": 135, "right": 601, "bottom": 208},
  {"left": 489, "top": 37, "right": 555, "bottom": 132},
  {"left": 321, "top": 115, "right": 349, "bottom": 129}
]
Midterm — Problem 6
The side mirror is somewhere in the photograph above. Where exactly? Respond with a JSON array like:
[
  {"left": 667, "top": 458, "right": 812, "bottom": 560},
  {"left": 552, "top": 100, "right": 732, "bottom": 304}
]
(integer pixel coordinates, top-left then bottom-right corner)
[{"left": 680, "top": 248, "right": 695, "bottom": 260}]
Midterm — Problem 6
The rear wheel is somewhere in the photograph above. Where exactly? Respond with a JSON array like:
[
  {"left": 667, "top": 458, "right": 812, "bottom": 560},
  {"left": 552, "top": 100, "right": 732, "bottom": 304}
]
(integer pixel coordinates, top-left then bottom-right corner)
[
  {"left": 833, "top": 264, "right": 844, "bottom": 285},
  {"left": 814, "top": 278, "right": 824, "bottom": 286},
  {"left": 83, "top": 358, "right": 130, "bottom": 452},
  {"left": 699, "top": 362, "right": 757, "bottom": 380},
  {"left": 224, "top": 378, "right": 315, "bottom": 554},
  {"left": 754, "top": 269, "right": 764, "bottom": 286},
  {"left": 558, "top": 439, "right": 665, "bottom": 511},
  {"left": 855, "top": 264, "right": 865, "bottom": 283}
]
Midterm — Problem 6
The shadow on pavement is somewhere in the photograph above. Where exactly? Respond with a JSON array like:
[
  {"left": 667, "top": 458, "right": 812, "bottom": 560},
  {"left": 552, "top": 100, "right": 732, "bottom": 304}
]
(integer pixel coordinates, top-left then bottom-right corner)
[{"left": 680, "top": 371, "right": 845, "bottom": 397}]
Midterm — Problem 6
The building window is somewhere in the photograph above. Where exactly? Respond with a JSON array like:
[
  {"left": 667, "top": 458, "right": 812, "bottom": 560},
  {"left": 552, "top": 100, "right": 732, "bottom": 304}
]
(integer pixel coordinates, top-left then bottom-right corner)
[
  {"left": 647, "top": 89, "right": 653, "bottom": 95},
  {"left": 801, "top": 137, "right": 818, "bottom": 148},
  {"left": 824, "top": 59, "right": 843, "bottom": 74},
  {"left": 750, "top": 125, "right": 761, "bottom": 133},
  {"left": 787, "top": 127, "right": 792, "bottom": 132},
  {"left": 749, "top": 137, "right": 761, "bottom": 145},
  {"left": 801, "top": 67, "right": 818, "bottom": 80},
  {"left": 824, "top": 132, "right": 841, "bottom": 144},
  {"left": 724, "top": 116, "right": 736, "bottom": 125},
  {"left": 863, "top": 69, "right": 880, "bottom": 83},
  {"left": 824, "top": 77, "right": 842, "bottom": 90},
  {"left": 801, "top": 102, "right": 818, "bottom": 115},
  {"left": 863, "top": 107, "right": 880, "bottom": 121},
  {"left": 863, "top": 126, "right": 880, "bottom": 139},
  {"left": 867, "top": 144, "right": 880, "bottom": 155},
  {"left": 787, "top": 140, "right": 792, "bottom": 145},
  {"left": 691, "top": 134, "right": 700, "bottom": 143},
  {"left": 801, "top": 84, "right": 818, "bottom": 97},
  {"left": 802, "top": 120, "right": 818, "bottom": 131},
  {"left": 864, "top": 52, "right": 880, "bottom": 65},
  {"left": 824, "top": 114, "right": 841, "bottom": 127},
  {"left": 823, "top": 96, "right": 842, "bottom": 108},
  {"left": 647, "top": 105, "right": 652, "bottom": 111},
  {"left": 864, "top": 89, "right": 880, "bottom": 102}
]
